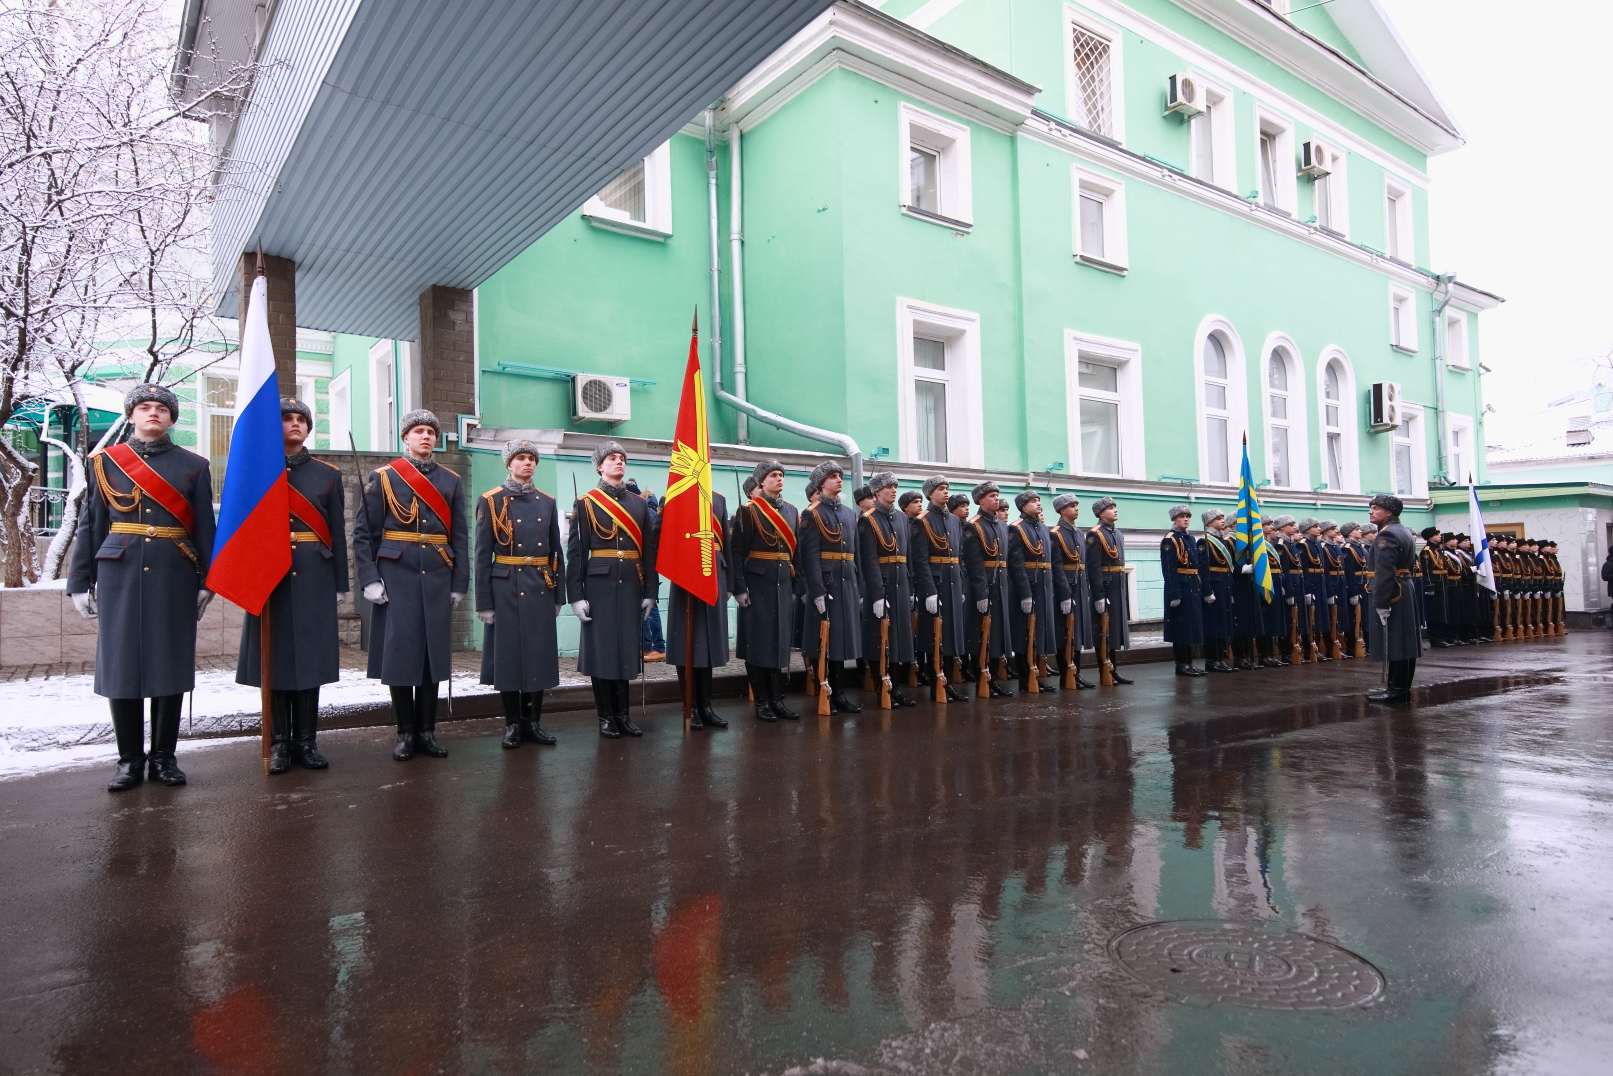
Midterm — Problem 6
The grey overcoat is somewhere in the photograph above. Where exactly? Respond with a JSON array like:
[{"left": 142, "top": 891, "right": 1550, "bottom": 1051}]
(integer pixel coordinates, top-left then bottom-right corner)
[{"left": 475, "top": 481, "right": 564, "bottom": 692}]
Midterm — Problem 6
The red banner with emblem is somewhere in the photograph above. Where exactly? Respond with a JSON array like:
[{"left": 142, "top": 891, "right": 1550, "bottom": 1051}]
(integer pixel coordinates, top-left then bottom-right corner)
[{"left": 659, "top": 311, "right": 718, "bottom": 604}]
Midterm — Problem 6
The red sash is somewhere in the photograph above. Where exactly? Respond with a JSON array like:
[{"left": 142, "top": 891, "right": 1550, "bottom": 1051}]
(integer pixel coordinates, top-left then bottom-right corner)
[
  {"left": 582, "top": 487, "right": 643, "bottom": 550},
  {"left": 386, "top": 458, "right": 453, "bottom": 536},
  {"left": 749, "top": 497, "right": 796, "bottom": 556},
  {"left": 100, "top": 443, "right": 195, "bottom": 533},
  {"left": 288, "top": 484, "right": 332, "bottom": 547}
]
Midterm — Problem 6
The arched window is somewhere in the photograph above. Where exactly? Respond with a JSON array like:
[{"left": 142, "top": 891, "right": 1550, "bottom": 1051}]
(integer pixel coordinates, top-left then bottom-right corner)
[
  {"left": 1322, "top": 361, "right": 1345, "bottom": 490},
  {"left": 1267, "top": 348, "right": 1293, "bottom": 487},
  {"left": 1202, "top": 334, "right": 1232, "bottom": 483},
  {"left": 1315, "top": 349, "right": 1358, "bottom": 493}
]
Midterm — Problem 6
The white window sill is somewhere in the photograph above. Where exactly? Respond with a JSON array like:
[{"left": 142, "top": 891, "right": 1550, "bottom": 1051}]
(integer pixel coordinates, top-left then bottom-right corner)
[
  {"left": 1391, "top": 344, "right": 1419, "bottom": 355},
  {"left": 583, "top": 213, "right": 670, "bottom": 242},
  {"left": 1075, "top": 253, "right": 1128, "bottom": 276},
  {"left": 1445, "top": 362, "right": 1471, "bottom": 372},
  {"left": 900, "top": 205, "right": 973, "bottom": 233}
]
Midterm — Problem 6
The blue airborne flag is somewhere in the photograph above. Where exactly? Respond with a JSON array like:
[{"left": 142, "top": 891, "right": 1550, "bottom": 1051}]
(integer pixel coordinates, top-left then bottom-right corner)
[{"left": 1231, "top": 437, "right": 1275, "bottom": 602}]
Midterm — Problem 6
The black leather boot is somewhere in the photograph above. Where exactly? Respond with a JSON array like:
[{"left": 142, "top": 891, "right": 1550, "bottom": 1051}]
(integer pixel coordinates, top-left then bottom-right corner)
[
  {"left": 988, "top": 656, "right": 1014, "bottom": 696},
  {"left": 107, "top": 698, "right": 146, "bottom": 792},
  {"left": 414, "top": 682, "right": 448, "bottom": 757},
  {"left": 501, "top": 691, "right": 524, "bottom": 748},
  {"left": 890, "top": 666, "right": 918, "bottom": 708},
  {"left": 942, "top": 657, "right": 969, "bottom": 701},
  {"left": 699, "top": 668, "right": 729, "bottom": 728},
  {"left": 146, "top": 695, "right": 186, "bottom": 786},
  {"left": 613, "top": 681, "right": 642, "bottom": 737},
  {"left": 292, "top": 688, "right": 329, "bottom": 768},
  {"left": 827, "top": 663, "right": 861, "bottom": 714},
  {"left": 1110, "top": 665, "right": 1135, "bottom": 685},
  {"left": 751, "top": 666, "right": 777, "bottom": 722},
  {"left": 390, "top": 687, "right": 416, "bottom": 759},
  {"left": 594, "top": 679, "right": 620, "bottom": 738},
  {"left": 268, "top": 691, "right": 293, "bottom": 774},
  {"left": 765, "top": 668, "right": 797, "bottom": 720},
  {"left": 522, "top": 692, "right": 556, "bottom": 744}
]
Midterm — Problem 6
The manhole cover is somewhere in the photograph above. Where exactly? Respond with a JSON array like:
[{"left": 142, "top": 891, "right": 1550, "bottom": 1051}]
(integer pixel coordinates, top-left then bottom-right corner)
[{"left": 1108, "top": 921, "right": 1384, "bottom": 1010}]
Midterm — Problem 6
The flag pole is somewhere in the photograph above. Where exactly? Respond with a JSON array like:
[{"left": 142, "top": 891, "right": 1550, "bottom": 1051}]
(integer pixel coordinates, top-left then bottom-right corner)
[{"left": 255, "top": 244, "right": 273, "bottom": 776}]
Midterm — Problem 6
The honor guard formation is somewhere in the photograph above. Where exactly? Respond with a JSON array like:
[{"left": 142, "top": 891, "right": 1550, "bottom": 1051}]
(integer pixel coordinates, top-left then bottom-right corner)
[{"left": 65, "top": 388, "right": 1563, "bottom": 792}]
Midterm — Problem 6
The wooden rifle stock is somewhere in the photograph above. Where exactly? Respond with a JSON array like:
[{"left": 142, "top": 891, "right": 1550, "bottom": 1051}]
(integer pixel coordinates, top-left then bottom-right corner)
[
  {"left": 1062, "top": 612, "right": 1076, "bottom": 690},
  {"left": 977, "top": 613, "right": 991, "bottom": 697},
  {"left": 816, "top": 618, "right": 832, "bottom": 717},
  {"left": 1353, "top": 602, "right": 1367, "bottom": 658},
  {"left": 908, "top": 611, "right": 920, "bottom": 684},
  {"left": 1025, "top": 611, "right": 1040, "bottom": 693},
  {"left": 1098, "top": 607, "right": 1114, "bottom": 686},
  {"left": 1289, "top": 604, "right": 1302, "bottom": 664},
  {"left": 1329, "top": 604, "right": 1343, "bottom": 660},
  {"left": 878, "top": 615, "right": 892, "bottom": 710},
  {"left": 933, "top": 612, "right": 947, "bottom": 703}
]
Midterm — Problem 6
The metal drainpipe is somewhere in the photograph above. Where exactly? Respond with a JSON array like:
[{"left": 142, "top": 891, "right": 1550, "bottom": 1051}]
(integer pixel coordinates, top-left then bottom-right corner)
[
  {"left": 1432, "top": 272, "right": 1456, "bottom": 485},
  {"left": 728, "top": 124, "right": 748, "bottom": 445},
  {"left": 704, "top": 108, "right": 864, "bottom": 486}
]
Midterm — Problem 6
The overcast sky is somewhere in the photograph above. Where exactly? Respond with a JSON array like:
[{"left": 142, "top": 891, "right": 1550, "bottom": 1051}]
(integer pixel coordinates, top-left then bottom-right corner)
[{"left": 1375, "top": 0, "right": 1613, "bottom": 444}]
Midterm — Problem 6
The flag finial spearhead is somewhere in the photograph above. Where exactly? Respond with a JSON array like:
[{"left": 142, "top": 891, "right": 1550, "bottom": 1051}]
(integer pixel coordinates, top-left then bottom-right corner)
[{"left": 691, "top": 307, "right": 699, "bottom": 335}]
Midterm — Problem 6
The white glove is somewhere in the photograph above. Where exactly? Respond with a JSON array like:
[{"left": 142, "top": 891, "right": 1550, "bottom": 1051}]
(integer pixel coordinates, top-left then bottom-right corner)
[
  {"left": 1169, "top": 598, "right": 1181, "bottom": 609},
  {"left": 873, "top": 598, "right": 887, "bottom": 618},
  {"left": 1020, "top": 597, "right": 1034, "bottom": 614},
  {"left": 477, "top": 610, "right": 495, "bottom": 625},
  {"left": 364, "top": 581, "right": 388, "bottom": 605},
  {"left": 1305, "top": 594, "right": 1315, "bottom": 605},
  {"left": 1377, "top": 607, "right": 1391, "bottom": 626},
  {"left": 976, "top": 598, "right": 989, "bottom": 614},
  {"left": 1204, "top": 593, "right": 1216, "bottom": 604},
  {"left": 925, "top": 594, "right": 938, "bottom": 615},
  {"left": 196, "top": 590, "right": 214, "bottom": 622},
  {"left": 1240, "top": 564, "right": 1253, "bottom": 575},
  {"left": 640, "top": 598, "right": 655, "bottom": 616},
  {"left": 735, "top": 592, "right": 751, "bottom": 608},
  {"left": 1327, "top": 596, "right": 1337, "bottom": 606},
  {"left": 815, "top": 595, "right": 827, "bottom": 614},
  {"left": 1350, "top": 596, "right": 1360, "bottom": 605},
  {"left": 1093, "top": 599, "right": 1107, "bottom": 614},
  {"left": 72, "top": 589, "right": 97, "bottom": 620},
  {"left": 1060, "top": 599, "right": 1073, "bottom": 614},
  {"left": 1286, "top": 597, "right": 1296, "bottom": 607},
  {"left": 451, "top": 591, "right": 465, "bottom": 606},
  {"left": 572, "top": 600, "right": 591, "bottom": 622}
]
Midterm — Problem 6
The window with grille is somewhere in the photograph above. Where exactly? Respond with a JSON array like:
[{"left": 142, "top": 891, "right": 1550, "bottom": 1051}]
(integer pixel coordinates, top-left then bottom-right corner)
[
  {"left": 1202, "top": 334, "right": 1232, "bottom": 484},
  {"left": 1267, "top": 350, "right": 1292, "bottom": 487},
  {"left": 1070, "top": 25, "right": 1114, "bottom": 137},
  {"left": 204, "top": 375, "right": 237, "bottom": 492}
]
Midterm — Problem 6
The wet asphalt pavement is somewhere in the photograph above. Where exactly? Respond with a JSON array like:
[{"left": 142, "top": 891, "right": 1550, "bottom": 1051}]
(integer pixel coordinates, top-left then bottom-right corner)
[{"left": 3, "top": 635, "right": 1612, "bottom": 1075}]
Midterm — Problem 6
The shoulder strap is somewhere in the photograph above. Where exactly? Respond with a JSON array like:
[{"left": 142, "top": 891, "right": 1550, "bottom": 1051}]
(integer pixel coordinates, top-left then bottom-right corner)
[
  {"left": 101, "top": 444, "right": 195, "bottom": 533},
  {"left": 582, "top": 487, "right": 644, "bottom": 549},
  {"left": 387, "top": 458, "right": 454, "bottom": 536},
  {"left": 288, "top": 483, "right": 333, "bottom": 547}
]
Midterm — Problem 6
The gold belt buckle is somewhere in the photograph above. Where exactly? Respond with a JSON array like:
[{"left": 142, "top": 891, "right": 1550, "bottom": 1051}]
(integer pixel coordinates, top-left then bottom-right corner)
[{"left": 145, "top": 525, "right": 158, "bottom": 537}]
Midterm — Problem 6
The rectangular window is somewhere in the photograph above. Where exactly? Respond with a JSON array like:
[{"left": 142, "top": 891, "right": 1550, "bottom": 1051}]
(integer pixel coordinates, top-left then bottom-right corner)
[
  {"left": 1270, "top": 425, "right": 1290, "bottom": 488},
  {"left": 1384, "top": 178, "right": 1412, "bottom": 262},
  {"left": 1078, "top": 194, "right": 1104, "bottom": 259},
  {"left": 1259, "top": 132, "right": 1280, "bottom": 208},
  {"left": 899, "top": 105, "right": 973, "bottom": 227},
  {"left": 1394, "top": 439, "right": 1413, "bottom": 495},
  {"left": 1072, "top": 168, "right": 1127, "bottom": 270},
  {"left": 1069, "top": 24, "right": 1114, "bottom": 137},
  {"left": 369, "top": 339, "right": 395, "bottom": 452},
  {"left": 913, "top": 335, "right": 949, "bottom": 463},
  {"left": 1079, "top": 397, "right": 1120, "bottom": 475},
  {"left": 1445, "top": 311, "right": 1470, "bottom": 369},
  {"left": 909, "top": 146, "right": 940, "bottom": 213},
  {"left": 597, "top": 161, "right": 645, "bottom": 223},
  {"left": 898, "top": 299, "right": 984, "bottom": 467},
  {"left": 329, "top": 369, "right": 351, "bottom": 453},
  {"left": 1326, "top": 432, "right": 1344, "bottom": 490},
  {"left": 1255, "top": 113, "right": 1294, "bottom": 213},
  {"left": 1389, "top": 285, "right": 1418, "bottom": 352},
  {"left": 584, "top": 141, "right": 673, "bottom": 237},
  {"left": 1067, "top": 332, "right": 1143, "bottom": 481},
  {"left": 204, "top": 375, "right": 237, "bottom": 492},
  {"left": 1206, "top": 417, "right": 1229, "bottom": 484}
]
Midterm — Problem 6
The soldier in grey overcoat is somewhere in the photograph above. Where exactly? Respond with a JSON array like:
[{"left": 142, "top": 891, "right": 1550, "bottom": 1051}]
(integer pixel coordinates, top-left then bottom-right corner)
[
  {"left": 797, "top": 459, "right": 863, "bottom": 713},
  {"left": 730, "top": 459, "right": 800, "bottom": 722},
  {"left": 567, "top": 440, "right": 659, "bottom": 738},
  {"left": 69, "top": 384, "right": 216, "bottom": 791},
  {"left": 1007, "top": 491, "right": 1058, "bottom": 693},
  {"left": 353, "top": 409, "right": 470, "bottom": 761},
  {"left": 236, "top": 398, "right": 347, "bottom": 774},
  {"left": 1366, "top": 494, "right": 1422, "bottom": 703},
  {"left": 476, "top": 439, "right": 563, "bottom": 749},
  {"left": 910, "top": 475, "right": 968, "bottom": 701},
  {"left": 1162, "top": 505, "right": 1207, "bottom": 677},
  {"left": 1050, "top": 493, "right": 1094, "bottom": 688},
  {"left": 858, "top": 472, "right": 917, "bottom": 707},
  {"left": 1083, "top": 496, "right": 1135, "bottom": 684},
  {"left": 961, "top": 481, "right": 1013, "bottom": 696},
  {"left": 667, "top": 487, "right": 734, "bottom": 731}
]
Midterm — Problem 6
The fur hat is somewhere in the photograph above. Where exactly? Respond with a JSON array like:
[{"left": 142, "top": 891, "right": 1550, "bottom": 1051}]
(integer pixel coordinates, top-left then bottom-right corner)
[
  {"left": 1091, "top": 496, "right": 1117, "bottom": 515},
  {"left": 1441, "top": 532, "right": 1457, "bottom": 543},
  {"left": 1295, "top": 517, "right": 1318, "bottom": 532},
  {"left": 971, "top": 480, "right": 999, "bottom": 504},
  {"left": 1052, "top": 493, "right": 1080, "bottom": 513},
  {"left": 280, "top": 396, "right": 313, "bottom": 426},
  {"left": 867, "top": 471, "right": 898, "bottom": 493},
  {"left": 1201, "top": 507, "right": 1226, "bottom": 527},
  {"left": 922, "top": 474, "right": 949, "bottom": 499},
  {"left": 898, "top": 489, "right": 922, "bottom": 509},
  {"left": 122, "top": 383, "right": 180, "bottom": 422},
  {"left": 502, "top": 438, "right": 541, "bottom": 466},
  {"left": 808, "top": 459, "right": 843, "bottom": 490},
  {"left": 742, "top": 475, "right": 758, "bottom": 498},
  {"left": 852, "top": 486, "right": 874, "bottom": 504},
  {"left": 1319, "top": 520, "right": 1338, "bottom": 534},
  {"left": 1015, "top": 490, "right": 1041, "bottom": 511},
  {"left": 1419, "top": 526, "right": 1442, "bottom": 540},
  {"left": 1360, "top": 523, "right": 1378, "bottom": 535},
  {"left": 1369, "top": 493, "right": 1403, "bottom": 516},
  {"left": 1339, "top": 520, "right": 1359, "bottom": 537},
  {"left": 1168, "top": 504, "right": 1192, "bottom": 520},
  {"left": 1271, "top": 514, "right": 1296, "bottom": 529},
  {"left": 592, "top": 440, "right": 626, "bottom": 471},
  {"left": 751, "top": 458, "right": 785, "bottom": 485},
  {"left": 400, "top": 408, "right": 441, "bottom": 437},
  {"left": 948, "top": 493, "right": 970, "bottom": 512}
]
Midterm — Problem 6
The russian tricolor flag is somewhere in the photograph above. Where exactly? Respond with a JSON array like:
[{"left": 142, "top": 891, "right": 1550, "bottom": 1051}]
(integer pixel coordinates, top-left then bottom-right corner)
[{"left": 206, "top": 273, "right": 291, "bottom": 613}]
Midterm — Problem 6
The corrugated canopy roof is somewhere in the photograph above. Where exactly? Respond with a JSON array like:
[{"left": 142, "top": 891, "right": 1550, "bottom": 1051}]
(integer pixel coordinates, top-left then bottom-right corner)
[{"left": 185, "top": 0, "right": 835, "bottom": 340}]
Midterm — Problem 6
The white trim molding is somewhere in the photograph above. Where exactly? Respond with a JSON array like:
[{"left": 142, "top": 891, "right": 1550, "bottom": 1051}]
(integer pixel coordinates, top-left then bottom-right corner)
[
  {"left": 898, "top": 102, "right": 974, "bottom": 226},
  {"left": 1388, "top": 282, "right": 1418, "bottom": 353},
  {"left": 1187, "top": 72, "right": 1235, "bottom": 191},
  {"left": 1064, "top": 329, "right": 1145, "bottom": 481},
  {"left": 1260, "top": 333, "right": 1310, "bottom": 491},
  {"left": 583, "top": 140, "right": 673, "bottom": 239},
  {"left": 1071, "top": 165, "right": 1128, "bottom": 271},
  {"left": 1315, "top": 348, "right": 1359, "bottom": 494},
  {"left": 1253, "top": 105, "right": 1297, "bottom": 214},
  {"left": 896, "top": 297, "right": 985, "bottom": 468},
  {"left": 1192, "top": 315, "right": 1248, "bottom": 488}
]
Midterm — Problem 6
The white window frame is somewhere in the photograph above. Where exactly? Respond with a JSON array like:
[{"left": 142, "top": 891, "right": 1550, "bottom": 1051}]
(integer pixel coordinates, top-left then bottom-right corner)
[
  {"left": 1389, "top": 284, "right": 1418, "bottom": 353},
  {"left": 583, "top": 141, "right": 673, "bottom": 239},
  {"left": 1392, "top": 402, "right": 1428, "bottom": 498},
  {"left": 1193, "top": 317, "right": 1248, "bottom": 488},
  {"left": 1309, "top": 141, "right": 1348, "bottom": 236},
  {"left": 1071, "top": 166, "right": 1127, "bottom": 271},
  {"left": 897, "top": 103, "right": 973, "bottom": 228},
  {"left": 1188, "top": 77, "right": 1234, "bottom": 190},
  {"left": 1254, "top": 108, "right": 1296, "bottom": 214},
  {"left": 1444, "top": 309, "right": 1470, "bottom": 370},
  {"left": 1261, "top": 335, "right": 1310, "bottom": 491},
  {"left": 1383, "top": 176, "right": 1413, "bottom": 263},
  {"left": 896, "top": 298, "right": 984, "bottom": 468},
  {"left": 1064, "top": 329, "right": 1145, "bottom": 481},
  {"left": 368, "top": 339, "right": 396, "bottom": 453},
  {"left": 1315, "top": 348, "right": 1359, "bottom": 494},
  {"left": 328, "top": 368, "right": 352, "bottom": 453},
  {"left": 1447, "top": 412, "right": 1476, "bottom": 486},
  {"left": 1064, "top": 6, "right": 1125, "bottom": 143}
]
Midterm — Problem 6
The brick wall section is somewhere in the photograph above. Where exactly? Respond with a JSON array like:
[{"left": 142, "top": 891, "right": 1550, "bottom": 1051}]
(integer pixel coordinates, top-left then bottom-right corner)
[
  {"left": 238, "top": 253, "right": 298, "bottom": 395},
  {"left": 418, "top": 286, "right": 476, "bottom": 426}
]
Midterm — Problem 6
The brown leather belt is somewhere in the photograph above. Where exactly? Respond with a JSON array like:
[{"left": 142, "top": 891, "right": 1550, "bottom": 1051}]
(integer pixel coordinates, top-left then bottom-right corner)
[
  {"left": 747, "top": 551, "right": 792, "bottom": 561},
  {"left": 1175, "top": 568, "right": 1198, "bottom": 575},
  {"left": 291, "top": 531, "right": 323, "bottom": 544},
  {"left": 820, "top": 552, "right": 855, "bottom": 561},
  {"left": 1061, "top": 565, "right": 1081, "bottom": 571},
  {"left": 1328, "top": 570, "right": 1343, "bottom": 576},
  {"left": 1207, "top": 566, "right": 1229, "bottom": 573},
  {"left": 1306, "top": 568, "right": 1323, "bottom": 574},
  {"left": 384, "top": 530, "right": 447, "bottom": 545},
  {"left": 1024, "top": 561, "right": 1051, "bottom": 569},
  {"left": 111, "top": 522, "right": 187, "bottom": 539},
  {"left": 494, "top": 554, "right": 555, "bottom": 567},
  {"left": 877, "top": 555, "right": 906, "bottom": 564},
  {"left": 1102, "top": 566, "right": 1126, "bottom": 572},
  {"left": 590, "top": 549, "right": 640, "bottom": 560},
  {"left": 983, "top": 559, "right": 1006, "bottom": 569},
  {"left": 928, "top": 556, "right": 960, "bottom": 564}
]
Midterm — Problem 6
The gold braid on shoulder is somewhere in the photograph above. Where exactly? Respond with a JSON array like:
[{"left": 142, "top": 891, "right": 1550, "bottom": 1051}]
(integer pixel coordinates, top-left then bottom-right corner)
[
  {"left": 379, "top": 470, "right": 420, "bottom": 525},
  {"left": 809, "top": 502, "right": 843, "bottom": 544},
  {"left": 863, "top": 507, "right": 897, "bottom": 553},
  {"left": 481, "top": 489, "right": 513, "bottom": 547},
  {"left": 1089, "top": 525, "right": 1119, "bottom": 561},
  {"left": 93, "top": 454, "right": 140, "bottom": 514}
]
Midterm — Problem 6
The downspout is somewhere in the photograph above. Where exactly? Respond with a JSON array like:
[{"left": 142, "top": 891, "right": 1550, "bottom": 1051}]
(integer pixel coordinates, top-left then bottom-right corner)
[
  {"left": 1432, "top": 272, "right": 1456, "bottom": 485},
  {"left": 704, "top": 107, "right": 863, "bottom": 486},
  {"left": 728, "top": 124, "right": 748, "bottom": 445}
]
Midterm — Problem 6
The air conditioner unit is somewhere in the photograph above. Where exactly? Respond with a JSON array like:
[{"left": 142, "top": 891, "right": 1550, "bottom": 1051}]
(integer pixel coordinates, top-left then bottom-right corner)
[
  {"left": 572, "top": 373, "right": 632, "bottom": 424},
  {"left": 1369, "top": 381, "right": 1402, "bottom": 432},
  {"left": 1165, "top": 74, "right": 1205, "bottom": 117},
  {"left": 1299, "top": 140, "right": 1333, "bottom": 178}
]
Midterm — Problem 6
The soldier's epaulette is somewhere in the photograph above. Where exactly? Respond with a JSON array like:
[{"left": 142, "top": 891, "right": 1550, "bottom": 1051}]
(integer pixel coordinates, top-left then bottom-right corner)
[
  {"left": 307, "top": 456, "right": 341, "bottom": 471},
  {"left": 481, "top": 486, "right": 505, "bottom": 501},
  {"left": 438, "top": 464, "right": 459, "bottom": 477}
]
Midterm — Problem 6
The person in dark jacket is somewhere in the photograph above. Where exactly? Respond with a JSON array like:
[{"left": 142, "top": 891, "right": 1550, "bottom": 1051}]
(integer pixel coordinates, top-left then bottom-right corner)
[
  {"left": 1367, "top": 494, "right": 1422, "bottom": 702},
  {"left": 859, "top": 472, "right": 917, "bottom": 707},
  {"left": 961, "top": 481, "right": 1013, "bottom": 696},
  {"left": 798, "top": 460, "right": 863, "bottom": 713},
  {"left": 667, "top": 485, "right": 734, "bottom": 731},
  {"left": 476, "top": 438, "right": 563, "bottom": 748},
  {"left": 69, "top": 384, "right": 216, "bottom": 791},
  {"left": 1007, "top": 491, "right": 1058, "bottom": 692},
  {"left": 1419, "top": 527, "right": 1451, "bottom": 647},
  {"left": 731, "top": 459, "right": 800, "bottom": 721},
  {"left": 1197, "top": 508, "right": 1237, "bottom": 673},
  {"left": 354, "top": 409, "right": 470, "bottom": 761},
  {"left": 1161, "top": 505, "right": 1206, "bottom": 676},
  {"left": 1050, "top": 493, "right": 1094, "bottom": 688},
  {"left": 1339, "top": 522, "right": 1367, "bottom": 656},
  {"left": 1602, "top": 544, "right": 1613, "bottom": 600},
  {"left": 910, "top": 475, "right": 968, "bottom": 701},
  {"left": 567, "top": 440, "right": 659, "bottom": 738},
  {"left": 236, "top": 398, "right": 347, "bottom": 773},
  {"left": 1297, "top": 518, "right": 1330, "bottom": 662},
  {"left": 1319, "top": 520, "right": 1346, "bottom": 657},
  {"left": 1085, "top": 496, "right": 1134, "bottom": 684}
]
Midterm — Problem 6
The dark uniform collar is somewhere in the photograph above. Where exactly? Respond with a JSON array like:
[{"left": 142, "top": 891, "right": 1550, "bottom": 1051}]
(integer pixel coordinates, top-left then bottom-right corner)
[
  {"left": 503, "top": 478, "right": 535, "bottom": 495},
  {"left": 597, "top": 479, "right": 626, "bottom": 497},
  {"left": 818, "top": 493, "right": 842, "bottom": 509},
  {"left": 405, "top": 453, "right": 436, "bottom": 475},
  {"left": 873, "top": 502, "right": 896, "bottom": 520},
  {"left": 285, "top": 448, "right": 312, "bottom": 468},
  {"left": 128, "top": 433, "right": 174, "bottom": 457},
  {"left": 758, "top": 490, "right": 785, "bottom": 509}
]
